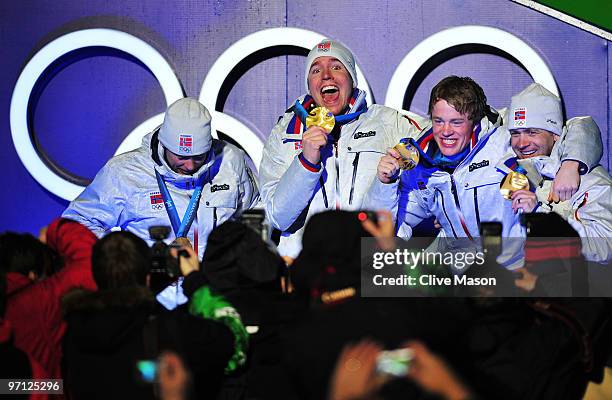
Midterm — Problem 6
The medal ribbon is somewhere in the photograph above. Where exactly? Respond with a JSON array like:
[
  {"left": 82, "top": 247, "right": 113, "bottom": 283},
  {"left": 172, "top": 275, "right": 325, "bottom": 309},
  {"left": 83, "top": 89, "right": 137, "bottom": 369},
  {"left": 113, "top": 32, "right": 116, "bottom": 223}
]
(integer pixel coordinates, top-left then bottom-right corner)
[
  {"left": 288, "top": 89, "right": 368, "bottom": 135},
  {"left": 293, "top": 98, "right": 367, "bottom": 128},
  {"left": 155, "top": 169, "right": 206, "bottom": 237}
]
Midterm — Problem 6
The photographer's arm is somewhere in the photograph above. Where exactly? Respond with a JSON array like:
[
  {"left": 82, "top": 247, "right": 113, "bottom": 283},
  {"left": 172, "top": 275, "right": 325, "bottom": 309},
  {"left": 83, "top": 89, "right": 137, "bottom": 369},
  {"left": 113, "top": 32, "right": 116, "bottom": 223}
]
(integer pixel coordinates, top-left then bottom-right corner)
[{"left": 170, "top": 245, "right": 201, "bottom": 294}]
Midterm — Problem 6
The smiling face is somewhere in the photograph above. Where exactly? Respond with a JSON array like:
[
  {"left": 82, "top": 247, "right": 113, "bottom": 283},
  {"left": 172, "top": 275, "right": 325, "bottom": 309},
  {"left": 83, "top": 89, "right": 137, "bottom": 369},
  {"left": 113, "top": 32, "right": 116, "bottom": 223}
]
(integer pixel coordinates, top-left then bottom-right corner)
[
  {"left": 307, "top": 56, "right": 353, "bottom": 116},
  {"left": 510, "top": 128, "right": 558, "bottom": 159},
  {"left": 431, "top": 99, "right": 475, "bottom": 157},
  {"left": 164, "top": 148, "right": 207, "bottom": 175}
]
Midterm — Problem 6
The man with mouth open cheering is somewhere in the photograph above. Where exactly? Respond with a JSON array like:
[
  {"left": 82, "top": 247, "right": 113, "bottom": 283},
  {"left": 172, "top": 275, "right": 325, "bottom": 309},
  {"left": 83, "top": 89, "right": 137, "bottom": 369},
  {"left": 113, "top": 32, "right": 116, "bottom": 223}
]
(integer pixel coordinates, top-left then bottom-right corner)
[{"left": 259, "top": 39, "right": 425, "bottom": 259}]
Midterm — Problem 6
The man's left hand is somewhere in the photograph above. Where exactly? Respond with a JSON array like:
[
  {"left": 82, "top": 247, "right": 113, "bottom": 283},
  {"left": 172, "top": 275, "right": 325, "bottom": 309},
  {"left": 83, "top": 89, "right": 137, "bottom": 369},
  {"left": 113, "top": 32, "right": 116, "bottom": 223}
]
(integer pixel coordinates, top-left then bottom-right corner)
[
  {"left": 549, "top": 160, "right": 580, "bottom": 203},
  {"left": 511, "top": 190, "right": 537, "bottom": 213}
]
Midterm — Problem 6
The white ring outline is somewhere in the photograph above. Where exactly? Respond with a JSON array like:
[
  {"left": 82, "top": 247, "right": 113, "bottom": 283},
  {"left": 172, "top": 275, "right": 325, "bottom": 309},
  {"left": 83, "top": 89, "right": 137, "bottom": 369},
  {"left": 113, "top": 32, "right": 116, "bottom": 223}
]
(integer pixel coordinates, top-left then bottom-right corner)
[
  {"left": 10, "top": 28, "right": 184, "bottom": 201},
  {"left": 199, "top": 27, "right": 374, "bottom": 169},
  {"left": 384, "top": 26, "right": 559, "bottom": 110}
]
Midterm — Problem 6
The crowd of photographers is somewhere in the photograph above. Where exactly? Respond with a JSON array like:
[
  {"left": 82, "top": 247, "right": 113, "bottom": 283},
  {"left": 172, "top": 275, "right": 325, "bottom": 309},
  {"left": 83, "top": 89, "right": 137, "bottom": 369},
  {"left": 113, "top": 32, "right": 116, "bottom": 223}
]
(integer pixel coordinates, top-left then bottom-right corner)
[{"left": 1, "top": 209, "right": 611, "bottom": 399}]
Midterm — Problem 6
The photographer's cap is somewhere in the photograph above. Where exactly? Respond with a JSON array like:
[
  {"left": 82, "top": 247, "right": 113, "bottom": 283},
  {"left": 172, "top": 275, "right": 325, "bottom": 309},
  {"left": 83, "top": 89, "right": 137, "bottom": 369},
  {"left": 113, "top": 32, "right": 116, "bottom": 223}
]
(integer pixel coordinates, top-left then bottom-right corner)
[
  {"left": 509, "top": 83, "right": 563, "bottom": 136},
  {"left": 305, "top": 39, "right": 358, "bottom": 93},
  {"left": 159, "top": 98, "right": 212, "bottom": 156}
]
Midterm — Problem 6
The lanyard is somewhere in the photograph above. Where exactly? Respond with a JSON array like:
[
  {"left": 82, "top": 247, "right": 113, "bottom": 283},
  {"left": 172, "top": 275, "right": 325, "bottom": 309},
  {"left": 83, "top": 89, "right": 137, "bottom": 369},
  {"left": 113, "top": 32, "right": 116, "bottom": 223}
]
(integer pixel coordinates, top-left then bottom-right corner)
[{"left": 155, "top": 169, "right": 206, "bottom": 237}]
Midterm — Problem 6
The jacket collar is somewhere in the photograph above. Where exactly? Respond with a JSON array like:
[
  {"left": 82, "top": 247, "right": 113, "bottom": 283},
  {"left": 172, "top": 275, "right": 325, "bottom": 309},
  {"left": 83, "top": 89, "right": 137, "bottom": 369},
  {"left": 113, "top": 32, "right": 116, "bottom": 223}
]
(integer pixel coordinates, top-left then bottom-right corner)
[{"left": 411, "top": 107, "right": 503, "bottom": 171}]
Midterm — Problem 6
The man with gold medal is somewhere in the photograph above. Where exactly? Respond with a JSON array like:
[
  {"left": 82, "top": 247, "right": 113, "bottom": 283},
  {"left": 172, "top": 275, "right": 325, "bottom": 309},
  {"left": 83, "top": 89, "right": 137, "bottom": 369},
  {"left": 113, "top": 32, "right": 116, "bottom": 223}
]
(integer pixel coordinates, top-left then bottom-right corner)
[
  {"left": 259, "top": 39, "right": 426, "bottom": 259},
  {"left": 497, "top": 83, "right": 611, "bottom": 264}
]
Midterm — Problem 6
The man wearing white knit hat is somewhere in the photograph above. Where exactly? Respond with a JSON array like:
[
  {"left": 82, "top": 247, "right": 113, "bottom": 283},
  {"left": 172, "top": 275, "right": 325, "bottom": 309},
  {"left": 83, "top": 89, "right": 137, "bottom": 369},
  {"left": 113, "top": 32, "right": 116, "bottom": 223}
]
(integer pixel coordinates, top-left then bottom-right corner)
[
  {"left": 497, "top": 83, "right": 611, "bottom": 263},
  {"left": 64, "top": 97, "right": 259, "bottom": 259},
  {"left": 259, "top": 38, "right": 426, "bottom": 259}
]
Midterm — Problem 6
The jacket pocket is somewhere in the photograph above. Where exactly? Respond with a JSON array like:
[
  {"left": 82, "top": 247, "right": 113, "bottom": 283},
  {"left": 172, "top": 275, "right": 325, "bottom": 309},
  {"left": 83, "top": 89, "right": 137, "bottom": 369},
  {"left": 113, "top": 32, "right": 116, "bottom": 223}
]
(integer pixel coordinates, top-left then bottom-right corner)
[
  {"left": 202, "top": 187, "right": 239, "bottom": 230},
  {"left": 346, "top": 147, "right": 385, "bottom": 205},
  {"left": 462, "top": 169, "right": 505, "bottom": 190}
]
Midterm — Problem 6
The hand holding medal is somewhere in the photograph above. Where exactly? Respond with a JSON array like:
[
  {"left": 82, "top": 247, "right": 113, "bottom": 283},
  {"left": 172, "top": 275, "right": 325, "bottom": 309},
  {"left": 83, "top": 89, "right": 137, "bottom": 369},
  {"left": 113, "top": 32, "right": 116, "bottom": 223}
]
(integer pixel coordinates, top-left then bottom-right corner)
[
  {"left": 377, "top": 139, "right": 420, "bottom": 184},
  {"left": 392, "top": 138, "right": 420, "bottom": 170},
  {"left": 499, "top": 171, "right": 529, "bottom": 200},
  {"left": 500, "top": 171, "right": 536, "bottom": 214}
]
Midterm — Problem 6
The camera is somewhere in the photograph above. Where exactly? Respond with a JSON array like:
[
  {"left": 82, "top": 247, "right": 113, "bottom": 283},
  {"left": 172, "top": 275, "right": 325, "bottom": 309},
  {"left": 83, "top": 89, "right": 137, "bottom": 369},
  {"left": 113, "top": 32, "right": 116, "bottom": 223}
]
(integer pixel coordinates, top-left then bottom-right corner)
[
  {"left": 376, "top": 348, "right": 413, "bottom": 377},
  {"left": 135, "top": 359, "right": 157, "bottom": 384},
  {"left": 240, "top": 209, "right": 270, "bottom": 241},
  {"left": 357, "top": 210, "right": 378, "bottom": 224},
  {"left": 149, "top": 226, "right": 181, "bottom": 279}
]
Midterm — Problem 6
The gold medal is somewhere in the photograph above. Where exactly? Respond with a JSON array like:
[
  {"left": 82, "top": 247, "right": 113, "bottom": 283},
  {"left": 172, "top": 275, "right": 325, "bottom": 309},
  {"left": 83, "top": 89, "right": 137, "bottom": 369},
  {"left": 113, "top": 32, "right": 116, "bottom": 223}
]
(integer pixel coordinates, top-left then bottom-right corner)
[
  {"left": 393, "top": 140, "right": 420, "bottom": 170},
  {"left": 499, "top": 171, "right": 529, "bottom": 200},
  {"left": 306, "top": 107, "right": 335, "bottom": 133}
]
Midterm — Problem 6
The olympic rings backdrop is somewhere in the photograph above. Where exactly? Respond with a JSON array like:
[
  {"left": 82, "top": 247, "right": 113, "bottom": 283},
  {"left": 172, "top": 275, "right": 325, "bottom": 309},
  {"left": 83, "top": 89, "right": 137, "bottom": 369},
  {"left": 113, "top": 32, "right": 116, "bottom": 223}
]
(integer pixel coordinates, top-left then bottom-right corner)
[{"left": 2, "top": 0, "right": 610, "bottom": 234}]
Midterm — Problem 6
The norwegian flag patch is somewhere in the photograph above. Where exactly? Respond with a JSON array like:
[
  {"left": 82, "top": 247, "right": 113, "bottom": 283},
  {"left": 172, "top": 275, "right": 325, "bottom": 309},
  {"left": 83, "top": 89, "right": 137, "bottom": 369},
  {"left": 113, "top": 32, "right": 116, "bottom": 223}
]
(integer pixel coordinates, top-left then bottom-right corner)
[
  {"left": 149, "top": 192, "right": 164, "bottom": 211},
  {"left": 317, "top": 41, "right": 331, "bottom": 52},
  {"left": 179, "top": 134, "right": 193, "bottom": 153},
  {"left": 513, "top": 108, "right": 526, "bottom": 127}
]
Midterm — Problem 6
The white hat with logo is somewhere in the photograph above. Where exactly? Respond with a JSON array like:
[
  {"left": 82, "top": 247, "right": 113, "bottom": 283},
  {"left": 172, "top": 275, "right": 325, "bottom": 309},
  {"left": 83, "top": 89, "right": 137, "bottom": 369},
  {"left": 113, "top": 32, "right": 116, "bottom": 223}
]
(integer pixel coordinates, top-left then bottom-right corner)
[
  {"left": 509, "top": 83, "right": 563, "bottom": 136},
  {"left": 304, "top": 39, "right": 358, "bottom": 93},
  {"left": 159, "top": 97, "right": 212, "bottom": 155}
]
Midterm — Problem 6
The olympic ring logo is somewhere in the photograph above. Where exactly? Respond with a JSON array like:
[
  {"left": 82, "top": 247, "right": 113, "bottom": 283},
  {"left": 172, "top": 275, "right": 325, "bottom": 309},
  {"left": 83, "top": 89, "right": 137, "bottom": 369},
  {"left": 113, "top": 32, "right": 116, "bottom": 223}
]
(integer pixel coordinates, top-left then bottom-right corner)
[
  {"left": 10, "top": 26, "right": 557, "bottom": 201},
  {"left": 151, "top": 204, "right": 164, "bottom": 211}
]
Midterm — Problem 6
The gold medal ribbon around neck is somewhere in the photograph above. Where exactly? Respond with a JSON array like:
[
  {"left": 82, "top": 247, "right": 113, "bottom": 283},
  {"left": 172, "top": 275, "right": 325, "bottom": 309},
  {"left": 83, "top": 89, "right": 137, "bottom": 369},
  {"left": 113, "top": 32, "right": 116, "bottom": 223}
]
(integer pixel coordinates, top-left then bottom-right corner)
[
  {"left": 499, "top": 171, "right": 529, "bottom": 200},
  {"left": 305, "top": 107, "right": 335, "bottom": 133},
  {"left": 393, "top": 140, "right": 420, "bottom": 170}
]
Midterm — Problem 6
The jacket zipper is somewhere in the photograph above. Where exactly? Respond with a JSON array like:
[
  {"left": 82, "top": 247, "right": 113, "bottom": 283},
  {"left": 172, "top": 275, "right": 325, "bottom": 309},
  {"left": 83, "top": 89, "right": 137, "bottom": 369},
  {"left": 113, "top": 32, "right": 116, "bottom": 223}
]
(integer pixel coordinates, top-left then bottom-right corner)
[
  {"left": 320, "top": 177, "right": 329, "bottom": 208},
  {"left": 435, "top": 188, "right": 458, "bottom": 238},
  {"left": 349, "top": 152, "right": 360, "bottom": 205},
  {"left": 334, "top": 142, "right": 340, "bottom": 209},
  {"left": 473, "top": 187, "right": 481, "bottom": 228},
  {"left": 450, "top": 175, "right": 474, "bottom": 240}
]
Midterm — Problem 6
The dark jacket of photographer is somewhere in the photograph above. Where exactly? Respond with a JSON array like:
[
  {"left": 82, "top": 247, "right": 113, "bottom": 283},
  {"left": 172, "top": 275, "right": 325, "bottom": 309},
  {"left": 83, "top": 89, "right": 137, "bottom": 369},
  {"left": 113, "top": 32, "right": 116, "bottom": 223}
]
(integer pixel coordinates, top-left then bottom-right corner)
[{"left": 62, "top": 271, "right": 233, "bottom": 400}]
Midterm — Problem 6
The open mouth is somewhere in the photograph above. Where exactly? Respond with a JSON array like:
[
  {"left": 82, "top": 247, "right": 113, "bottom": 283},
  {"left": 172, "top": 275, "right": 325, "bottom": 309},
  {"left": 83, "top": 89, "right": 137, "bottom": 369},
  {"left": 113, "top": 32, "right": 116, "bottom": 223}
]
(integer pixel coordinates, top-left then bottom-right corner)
[
  {"left": 319, "top": 85, "right": 340, "bottom": 108},
  {"left": 321, "top": 85, "right": 339, "bottom": 95},
  {"left": 519, "top": 149, "right": 537, "bottom": 157}
]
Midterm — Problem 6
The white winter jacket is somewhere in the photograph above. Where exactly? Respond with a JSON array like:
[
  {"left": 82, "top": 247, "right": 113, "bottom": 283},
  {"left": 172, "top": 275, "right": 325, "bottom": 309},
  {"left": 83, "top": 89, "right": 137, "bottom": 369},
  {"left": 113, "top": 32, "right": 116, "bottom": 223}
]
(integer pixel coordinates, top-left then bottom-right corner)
[
  {"left": 259, "top": 94, "right": 425, "bottom": 257},
  {"left": 496, "top": 117, "right": 611, "bottom": 263},
  {"left": 63, "top": 130, "right": 259, "bottom": 258}
]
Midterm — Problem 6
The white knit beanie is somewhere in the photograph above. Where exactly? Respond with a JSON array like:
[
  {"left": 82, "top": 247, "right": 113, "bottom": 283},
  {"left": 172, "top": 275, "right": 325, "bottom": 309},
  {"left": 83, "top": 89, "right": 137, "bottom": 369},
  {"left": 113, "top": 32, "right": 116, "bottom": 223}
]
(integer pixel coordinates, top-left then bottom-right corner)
[
  {"left": 304, "top": 39, "right": 357, "bottom": 93},
  {"left": 509, "top": 83, "right": 563, "bottom": 136},
  {"left": 159, "top": 98, "right": 212, "bottom": 155}
]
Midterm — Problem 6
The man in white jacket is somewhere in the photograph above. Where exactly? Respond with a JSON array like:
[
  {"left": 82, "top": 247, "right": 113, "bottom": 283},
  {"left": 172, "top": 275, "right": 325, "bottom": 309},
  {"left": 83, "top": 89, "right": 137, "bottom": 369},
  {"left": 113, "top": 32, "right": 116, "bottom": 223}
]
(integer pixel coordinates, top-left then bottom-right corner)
[
  {"left": 63, "top": 98, "right": 259, "bottom": 259},
  {"left": 259, "top": 39, "right": 425, "bottom": 258},
  {"left": 498, "top": 83, "right": 611, "bottom": 264}
]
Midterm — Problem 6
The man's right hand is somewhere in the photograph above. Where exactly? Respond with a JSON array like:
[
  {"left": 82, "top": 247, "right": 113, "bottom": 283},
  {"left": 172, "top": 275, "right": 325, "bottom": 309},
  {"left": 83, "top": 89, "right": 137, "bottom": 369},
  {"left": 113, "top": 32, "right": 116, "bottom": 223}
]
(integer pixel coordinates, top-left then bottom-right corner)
[
  {"left": 301, "top": 126, "right": 329, "bottom": 164},
  {"left": 171, "top": 245, "right": 199, "bottom": 277},
  {"left": 377, "top": 148, "right": 401, "bottom": 183}
]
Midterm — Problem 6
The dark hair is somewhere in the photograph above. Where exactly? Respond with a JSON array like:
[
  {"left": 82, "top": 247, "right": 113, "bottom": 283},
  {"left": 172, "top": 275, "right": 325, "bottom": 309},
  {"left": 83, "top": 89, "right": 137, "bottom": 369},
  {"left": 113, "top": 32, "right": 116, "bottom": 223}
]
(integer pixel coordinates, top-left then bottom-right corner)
[
  {"left": 0, "top": 232, "right": 52, "bottom": 277},
  {"left": 428, "top": 76, "right": 488, "bottom": 123},
  {"left": 91, "top": 231, "right": 151, "bottom": 290}
]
